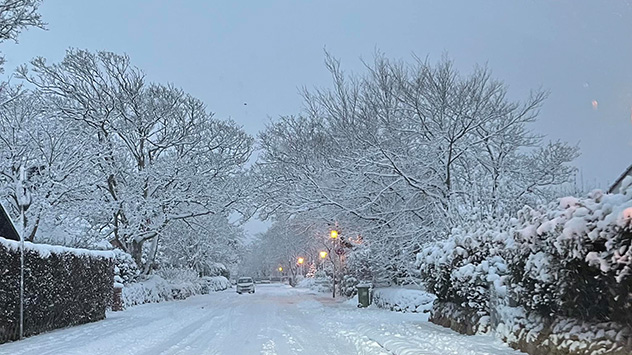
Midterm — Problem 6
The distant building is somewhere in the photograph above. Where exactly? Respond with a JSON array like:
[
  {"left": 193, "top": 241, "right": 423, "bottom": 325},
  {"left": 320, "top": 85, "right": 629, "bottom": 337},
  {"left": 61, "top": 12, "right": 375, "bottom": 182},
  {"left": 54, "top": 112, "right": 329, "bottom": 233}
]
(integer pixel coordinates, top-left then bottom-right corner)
[
  {"left": 0, "top": 202, "right": 20, "bottom": 241},
  {"left": 608, "top": 164, "right": 632, "bottom": 194}
]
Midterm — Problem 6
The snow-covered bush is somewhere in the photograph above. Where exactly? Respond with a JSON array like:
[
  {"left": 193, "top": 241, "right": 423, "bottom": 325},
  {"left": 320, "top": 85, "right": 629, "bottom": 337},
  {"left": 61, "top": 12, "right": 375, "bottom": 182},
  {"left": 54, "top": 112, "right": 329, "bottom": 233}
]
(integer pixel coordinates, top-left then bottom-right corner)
[
  {"left": 121, "top": 275, "right": 174, "bottom": 307},
  {"left": 417, "top": 219, "right": 510, "bottom": 316},
  {"left": 200, "top": 276, "right": 230, "bottom": 293},
  {"left": 507, "top": 187, "right": 632, "bottom": 324},
  {"left": 340, "top": 274, "right": 359, "bottom": 297},
  {"left": 111, "top": 249, "right": 140, "bottom": 284},
  {"left": 373, "top": 288, "right": 436, "bottom": 313},
  {"left": 417, "top": 183, "right": 632, "bottom": 353},
  {"left": 155, "top": 267, "right": 202, "bottom": 300},
  {"left": 296, "top": 270, "right": 331, "bottom": 293},
  {"left": 121, "top": 268, "right": 229, "bottom": 307}
]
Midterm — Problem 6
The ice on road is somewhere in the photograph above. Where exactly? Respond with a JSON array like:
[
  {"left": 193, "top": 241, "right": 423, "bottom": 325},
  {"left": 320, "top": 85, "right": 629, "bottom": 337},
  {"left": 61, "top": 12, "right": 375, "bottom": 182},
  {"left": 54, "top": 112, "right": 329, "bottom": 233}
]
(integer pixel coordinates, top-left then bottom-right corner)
[{"left": 0, "top": 284, "right": 522, "bottom": 355}]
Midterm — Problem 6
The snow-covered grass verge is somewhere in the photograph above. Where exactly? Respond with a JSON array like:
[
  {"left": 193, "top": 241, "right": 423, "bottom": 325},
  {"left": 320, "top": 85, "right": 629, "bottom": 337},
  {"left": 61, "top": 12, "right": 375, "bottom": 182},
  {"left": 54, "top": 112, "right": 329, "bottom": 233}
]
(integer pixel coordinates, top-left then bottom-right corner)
[{"left": 372, "top": 287, "right": 436, "bottom": 314}]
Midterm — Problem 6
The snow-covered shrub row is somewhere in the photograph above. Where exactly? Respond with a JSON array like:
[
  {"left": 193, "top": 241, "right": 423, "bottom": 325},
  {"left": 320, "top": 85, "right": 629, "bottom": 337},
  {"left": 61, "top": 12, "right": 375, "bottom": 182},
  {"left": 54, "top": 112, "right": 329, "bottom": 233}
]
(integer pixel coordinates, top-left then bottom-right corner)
[
  {"left": 120, "top": 269, "right": 230, "bottom": 308},
  {"left": 121, "top": 275, "right": 176, "bottom": 307},
  {"left": 200, "top": 276, "right": 231, "bottom": 293},
  {"left": 493, "top": 304, "right": 631, "bottom": 355},
  {"left": 0, "top": 237, "right": 114, "bottom": 344},
  {"left": 296, "top": 270, "right": 331, "bottom": 293},
  {"left": 417, "top": 182, "right": 632, "bottom": 354},
  {"left": 372, "top": 288, "right": 436, "bottom": 314}
]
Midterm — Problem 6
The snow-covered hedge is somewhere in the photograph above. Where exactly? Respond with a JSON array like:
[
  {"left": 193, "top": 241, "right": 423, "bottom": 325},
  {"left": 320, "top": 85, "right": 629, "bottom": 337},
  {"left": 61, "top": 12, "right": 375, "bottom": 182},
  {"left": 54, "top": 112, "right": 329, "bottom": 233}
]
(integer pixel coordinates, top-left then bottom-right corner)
[
  {"left": 372, "top": 287, "right": 436, "bottom": 314},
  {"left": 120, "top": 269, "right": 230, "bottom": 308},
  {"left": 417, "top": 182, "right": 632, "bottom": 354},
  {"left": 0, "top": 237, "right": 114, "bottom": 344}
]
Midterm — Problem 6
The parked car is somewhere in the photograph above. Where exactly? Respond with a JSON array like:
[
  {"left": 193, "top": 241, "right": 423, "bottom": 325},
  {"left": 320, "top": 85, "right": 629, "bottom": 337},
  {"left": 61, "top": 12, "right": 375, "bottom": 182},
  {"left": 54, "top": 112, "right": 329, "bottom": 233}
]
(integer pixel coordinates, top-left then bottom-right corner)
[{"left": 236, "top": 277, "right": 255, "bottom": 294}]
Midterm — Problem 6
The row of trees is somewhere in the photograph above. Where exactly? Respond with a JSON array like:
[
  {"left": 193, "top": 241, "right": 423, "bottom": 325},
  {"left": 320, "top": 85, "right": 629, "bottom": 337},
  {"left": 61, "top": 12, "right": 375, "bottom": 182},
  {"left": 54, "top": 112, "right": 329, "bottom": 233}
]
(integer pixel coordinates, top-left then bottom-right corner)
[
  {"left": 253, "top": 53, "right": 579, "bottom": 283},
  {"left": 1, "top": 1, "right": 580, "bottom": 283}
]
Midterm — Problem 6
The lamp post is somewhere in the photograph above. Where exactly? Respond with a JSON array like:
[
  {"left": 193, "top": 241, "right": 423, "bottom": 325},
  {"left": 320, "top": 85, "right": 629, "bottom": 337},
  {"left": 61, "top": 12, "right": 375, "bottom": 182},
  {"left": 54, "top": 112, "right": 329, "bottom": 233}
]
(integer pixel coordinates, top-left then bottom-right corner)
[
  {"left": 330, "top": 229, "right": 339, "bottom": 298},
  {"left": 297, "top": 257, "right": 304, "bottom": 276},
  {"left": 17, "top": 162, "right": 30, "bottom": 340}
]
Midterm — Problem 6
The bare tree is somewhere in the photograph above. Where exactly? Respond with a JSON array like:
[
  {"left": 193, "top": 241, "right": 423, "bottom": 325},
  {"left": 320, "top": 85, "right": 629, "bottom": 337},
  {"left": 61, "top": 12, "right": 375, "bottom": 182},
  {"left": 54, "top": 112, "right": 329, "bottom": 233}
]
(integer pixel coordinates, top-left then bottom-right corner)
[{"left": 0, "top": 0, "right": 45, "bottom": 72}]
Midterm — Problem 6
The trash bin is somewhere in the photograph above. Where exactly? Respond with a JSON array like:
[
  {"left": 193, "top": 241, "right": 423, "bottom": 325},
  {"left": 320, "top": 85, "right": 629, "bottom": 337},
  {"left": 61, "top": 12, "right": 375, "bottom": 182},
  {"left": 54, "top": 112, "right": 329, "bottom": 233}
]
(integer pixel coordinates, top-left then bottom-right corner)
[{"left": 356, "top": 283, "right": 372, "bottom": 308}]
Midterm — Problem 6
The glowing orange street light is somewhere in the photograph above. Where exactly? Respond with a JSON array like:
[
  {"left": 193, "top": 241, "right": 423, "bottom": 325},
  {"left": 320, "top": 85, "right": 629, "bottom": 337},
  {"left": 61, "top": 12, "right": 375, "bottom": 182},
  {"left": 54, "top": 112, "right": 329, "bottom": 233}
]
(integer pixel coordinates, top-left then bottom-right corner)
[
  {"left": 319, "top": 251, "right": 328, "bottom": 259},
  {"left": 278, "top": 266, "right": 283, "bottom": 272},
  {"left": 297, "top": 257, "right": 304, "bottom": 264},
  {"left": 330, "top": 230, "right": 338, "bottom": 239}
]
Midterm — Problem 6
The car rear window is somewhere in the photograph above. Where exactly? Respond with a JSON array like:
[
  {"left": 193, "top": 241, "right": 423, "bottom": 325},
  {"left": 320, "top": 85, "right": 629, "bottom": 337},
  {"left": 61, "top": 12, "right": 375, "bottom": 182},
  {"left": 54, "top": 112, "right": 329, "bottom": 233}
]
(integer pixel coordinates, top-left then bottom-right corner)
[{"left": 238, "top": 278, "right": 252, "bottom": 283}]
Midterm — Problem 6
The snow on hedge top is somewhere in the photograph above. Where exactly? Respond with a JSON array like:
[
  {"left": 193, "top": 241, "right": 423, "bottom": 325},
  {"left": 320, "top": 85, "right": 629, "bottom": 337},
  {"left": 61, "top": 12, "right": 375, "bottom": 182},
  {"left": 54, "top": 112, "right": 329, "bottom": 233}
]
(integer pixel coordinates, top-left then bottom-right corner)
[{"left": 0, "top": 236, "right": 114, "bottom": 259}]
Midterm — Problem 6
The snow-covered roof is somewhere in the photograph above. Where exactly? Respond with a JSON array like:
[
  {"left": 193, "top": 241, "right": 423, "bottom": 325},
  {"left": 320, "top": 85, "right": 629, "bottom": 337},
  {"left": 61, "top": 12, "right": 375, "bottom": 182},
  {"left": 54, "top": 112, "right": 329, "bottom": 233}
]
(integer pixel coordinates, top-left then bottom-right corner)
[
  {"left": 0, "top": 202, "right": 20, "bottom": 241},
  {"left": 608, "top": 164, "right": 632, "bottom": 194}
]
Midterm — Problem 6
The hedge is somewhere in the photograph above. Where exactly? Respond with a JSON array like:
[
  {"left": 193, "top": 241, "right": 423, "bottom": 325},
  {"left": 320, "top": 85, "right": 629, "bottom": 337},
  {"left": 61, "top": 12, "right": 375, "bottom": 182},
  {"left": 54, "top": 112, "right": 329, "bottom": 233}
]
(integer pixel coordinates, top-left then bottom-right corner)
[
  {"left": 417, "top": 184, "right": 632, "bottom": 354},
  {"left": 0, "top": 237, "right": 114, "bottom": 344}
]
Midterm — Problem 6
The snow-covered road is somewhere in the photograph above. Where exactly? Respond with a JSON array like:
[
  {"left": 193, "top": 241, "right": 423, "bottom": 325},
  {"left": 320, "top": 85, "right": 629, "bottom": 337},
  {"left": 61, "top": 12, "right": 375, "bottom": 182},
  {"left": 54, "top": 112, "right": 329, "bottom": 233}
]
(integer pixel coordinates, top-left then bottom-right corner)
[{"left": 0, "top": 284, "right": 522, "bottom": 355}]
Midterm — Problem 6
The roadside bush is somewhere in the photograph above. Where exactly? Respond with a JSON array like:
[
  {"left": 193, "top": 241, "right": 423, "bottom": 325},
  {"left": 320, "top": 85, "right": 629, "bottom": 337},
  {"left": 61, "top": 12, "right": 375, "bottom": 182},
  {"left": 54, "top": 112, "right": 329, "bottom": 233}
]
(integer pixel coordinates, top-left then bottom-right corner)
[
  {"left": 340, "top": 275, "right": 359, "bottom": 297},
  {"left": 373, "top": 288, "right": 436, "bottom": 313},
  {"left": 417, "top": 219, "right": 510, "bottom": 316},
  {"left": 0, "top": 238, "right": 113, "bottom": 344},
  {"left": 296, "top": 270, "right": 331, "bottom": 293},
  {"left": 200, "top": 276, "right": 230, "bottom": 293},
  {"left": 507, "top": 188, "right": 632, "bottom": 324},
  {"left": 121, "top": 275, "right": 174, "bottom": 307},
  {"left": 121, "top": 268, "right": 230, "bottom": 308},
  {"left": 417, "top": 182, "right": 632, "bottom": 353},
  {"left": 112, "top": 249, "right": 139, "bottom": 284}
]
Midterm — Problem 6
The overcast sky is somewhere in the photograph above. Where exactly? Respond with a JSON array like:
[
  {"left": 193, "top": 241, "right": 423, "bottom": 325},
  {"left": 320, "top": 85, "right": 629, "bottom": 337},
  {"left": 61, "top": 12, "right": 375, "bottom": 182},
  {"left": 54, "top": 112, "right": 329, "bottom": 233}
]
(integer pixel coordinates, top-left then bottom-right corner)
[{"left": 3, "top": 0, "right": 631, "bottom": 235}]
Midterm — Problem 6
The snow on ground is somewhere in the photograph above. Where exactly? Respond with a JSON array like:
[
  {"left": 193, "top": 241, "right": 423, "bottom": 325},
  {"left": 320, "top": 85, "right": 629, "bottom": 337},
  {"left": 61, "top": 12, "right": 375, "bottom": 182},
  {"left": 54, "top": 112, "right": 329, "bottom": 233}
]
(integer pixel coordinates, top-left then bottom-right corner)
[{"left": 0, "top": 284, "right": 523, "bottom": 355}]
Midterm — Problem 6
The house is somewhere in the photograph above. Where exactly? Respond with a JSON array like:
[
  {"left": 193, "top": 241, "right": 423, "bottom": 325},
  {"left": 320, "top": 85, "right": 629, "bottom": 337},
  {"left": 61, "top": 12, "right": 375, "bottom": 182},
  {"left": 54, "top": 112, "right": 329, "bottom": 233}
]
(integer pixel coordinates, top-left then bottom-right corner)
[
  {"left": 0, "top": 202, "right": 20, "bottom": 241},
  {"left": 608, "top": 164, "right": 632, "bottom": 194}
]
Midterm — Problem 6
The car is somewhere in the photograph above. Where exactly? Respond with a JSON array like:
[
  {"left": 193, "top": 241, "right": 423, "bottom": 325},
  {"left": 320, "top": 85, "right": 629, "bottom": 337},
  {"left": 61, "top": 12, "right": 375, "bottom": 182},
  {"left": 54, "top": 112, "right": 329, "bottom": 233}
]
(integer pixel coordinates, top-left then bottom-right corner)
[{"left": 236, "top": 277, "right": 255, "bottom": 294}]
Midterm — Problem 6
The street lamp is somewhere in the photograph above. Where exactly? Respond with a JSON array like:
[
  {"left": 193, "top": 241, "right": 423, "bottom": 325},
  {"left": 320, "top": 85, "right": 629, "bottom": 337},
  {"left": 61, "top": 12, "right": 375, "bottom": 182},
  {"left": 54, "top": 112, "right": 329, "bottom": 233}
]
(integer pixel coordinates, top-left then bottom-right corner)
[
  {"left": 330, "top": 230, "right": 338, "bottom": 239},
  {"left": 297, "top": 257, "right": 305, "bottom": 276},
  {"left": 319, "top": 251, "right": 327, "bottom": 259},
  {"left": 278, "top": 266, "right": 283, "bottom": 272}
]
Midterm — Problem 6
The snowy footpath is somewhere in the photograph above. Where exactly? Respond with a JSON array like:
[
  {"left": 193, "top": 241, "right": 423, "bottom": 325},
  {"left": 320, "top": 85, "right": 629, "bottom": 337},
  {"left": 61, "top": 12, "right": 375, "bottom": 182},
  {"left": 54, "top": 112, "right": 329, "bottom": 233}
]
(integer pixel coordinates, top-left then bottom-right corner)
[{"left": 0, "top": 284, "right": 522, "bottom": 355}]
